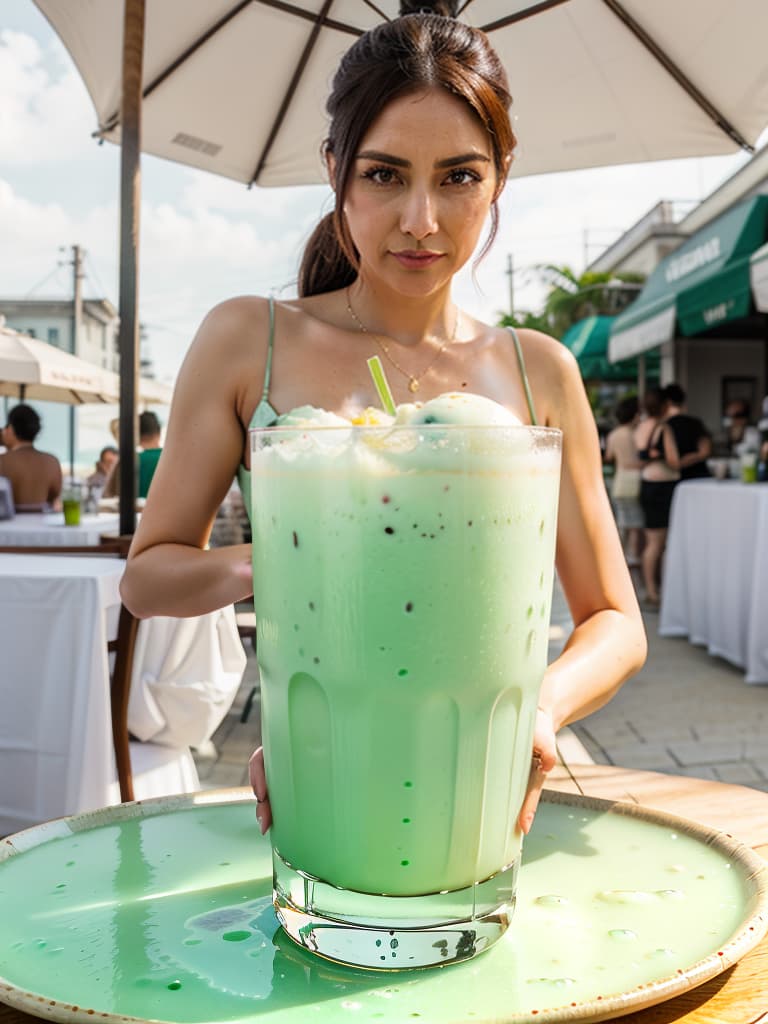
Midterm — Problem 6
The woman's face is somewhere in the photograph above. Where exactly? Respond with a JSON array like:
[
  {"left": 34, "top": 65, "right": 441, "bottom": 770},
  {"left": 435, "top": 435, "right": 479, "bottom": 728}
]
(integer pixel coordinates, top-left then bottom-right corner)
[{"left": 336, "top": 88, "right": 498, "bottom": 298}]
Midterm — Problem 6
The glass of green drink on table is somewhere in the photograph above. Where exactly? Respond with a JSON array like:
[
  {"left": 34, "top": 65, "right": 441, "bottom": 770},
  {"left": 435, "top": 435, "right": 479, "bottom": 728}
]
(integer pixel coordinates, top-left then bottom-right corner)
[
  {"left": 250, "top": 385, "right": 561, "bottom": 969},
  {"left": 62, "top": 482, "right": 82, "bottom": 526}
]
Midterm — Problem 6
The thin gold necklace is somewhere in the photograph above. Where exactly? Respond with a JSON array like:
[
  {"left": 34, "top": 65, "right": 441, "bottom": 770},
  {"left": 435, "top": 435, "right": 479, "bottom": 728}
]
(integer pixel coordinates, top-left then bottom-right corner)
[{"left": 346, "top": 289, "right": 459, "bottom": 394}]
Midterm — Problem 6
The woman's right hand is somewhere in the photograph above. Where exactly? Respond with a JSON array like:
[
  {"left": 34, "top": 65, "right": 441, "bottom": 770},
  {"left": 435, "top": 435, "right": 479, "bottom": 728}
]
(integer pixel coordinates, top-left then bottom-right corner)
[{"left": 248, "top": 746, "right": 272, "bottom": 834}]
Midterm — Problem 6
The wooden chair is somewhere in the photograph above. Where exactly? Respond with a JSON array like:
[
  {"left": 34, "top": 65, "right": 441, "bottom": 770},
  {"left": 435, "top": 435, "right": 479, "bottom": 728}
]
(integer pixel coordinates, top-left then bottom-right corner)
[{"left": 109, "top": 603, "right": 141, "bottom": 801}]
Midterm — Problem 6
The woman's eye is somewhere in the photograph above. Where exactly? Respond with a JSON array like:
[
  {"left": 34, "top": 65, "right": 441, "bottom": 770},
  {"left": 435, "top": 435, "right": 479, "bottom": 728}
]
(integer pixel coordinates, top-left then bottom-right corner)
[
  {"left": 444, "top": 169, "right": 480, "bottom": 186},
  {"left": 362, "top": 166, "right": 400, "bottom": 185}
]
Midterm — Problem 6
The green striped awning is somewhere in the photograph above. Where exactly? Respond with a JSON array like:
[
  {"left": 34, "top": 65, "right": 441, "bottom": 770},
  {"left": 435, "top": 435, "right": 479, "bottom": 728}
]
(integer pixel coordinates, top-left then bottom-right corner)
[
  {"left": 609, "top": 194, "right": 768, "bottom": 362},
  {"left": 562, "top": 315, "right": 659, "bottom": 381}
]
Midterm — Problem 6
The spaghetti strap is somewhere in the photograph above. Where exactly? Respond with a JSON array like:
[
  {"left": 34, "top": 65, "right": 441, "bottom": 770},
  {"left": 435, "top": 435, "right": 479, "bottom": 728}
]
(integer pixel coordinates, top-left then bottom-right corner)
[
  {"left": 506, "top": 326, "right": 538, "bottom": 426},
  {"left": 261, "top": 295, "right": 276, "bottom": 402}
]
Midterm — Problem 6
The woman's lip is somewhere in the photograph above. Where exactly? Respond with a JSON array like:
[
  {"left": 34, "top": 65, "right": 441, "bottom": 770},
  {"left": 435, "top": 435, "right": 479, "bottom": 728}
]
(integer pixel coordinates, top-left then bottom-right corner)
[{"left": 391, "top": 251, "right": 444, "bottom": 267}]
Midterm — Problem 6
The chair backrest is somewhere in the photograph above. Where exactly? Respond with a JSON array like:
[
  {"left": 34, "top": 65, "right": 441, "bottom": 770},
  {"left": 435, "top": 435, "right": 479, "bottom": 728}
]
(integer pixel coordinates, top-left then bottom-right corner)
[
  {"left": 0, "top": 541, "right": 126, "bottom": 555},
  {"left": 0, "top": 542, "right": 139, "bottom": 802},
  {"left": 108, "top": 605, "right": 140, "bottom": 802}
]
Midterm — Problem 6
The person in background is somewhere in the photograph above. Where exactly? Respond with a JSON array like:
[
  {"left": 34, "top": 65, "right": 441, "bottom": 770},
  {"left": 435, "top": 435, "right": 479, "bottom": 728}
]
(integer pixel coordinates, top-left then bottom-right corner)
[
  {"left": 103, "top": 411, "right": 163, "bottom": 499},
  {"left": 716, "top": 397, "right": 753, "bottom": 458},
  {"left": 659, "top": 383, "right": 712, "bottom": 481},
  {"left": 634, "top": 386, "right": 664, "bottom": 463},
  {"left": 0, "top": 403, "right": 62, "bottom": 512},
  {"left": 137, "top": 411, "right": 163, "bottom": 498},
  {"left": 86, "top": 445, "right": 119, "bottom": 493},
  {"left": 604, "top": 395, "right": 643, "bottom": 567},
  {"left": 637, "top": 387, "right": 678, "bottom": 609}
]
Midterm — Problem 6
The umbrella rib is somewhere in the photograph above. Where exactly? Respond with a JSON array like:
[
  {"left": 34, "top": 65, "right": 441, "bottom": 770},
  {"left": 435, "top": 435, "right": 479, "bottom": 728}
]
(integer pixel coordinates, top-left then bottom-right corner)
[
  {"left": 101, "top": 1, "right": 253, "bottom": 133},
  {"left": 480, "top": 0, "right": 571, "bottom": 34},
  {"left": 600, "top": 0, "right": 753, "bottom": 152},
  {"left": 99, "top": 0, "right": 364, "bottom": 133},
  {"left": 250, "top": 0, "right": 338, "bottom": 185},
  {"left": 250, "top": 0, "right": 362, "bottom": 37},
  {"left": 360, "top": 0, "right": 392, "bottom": 23}
]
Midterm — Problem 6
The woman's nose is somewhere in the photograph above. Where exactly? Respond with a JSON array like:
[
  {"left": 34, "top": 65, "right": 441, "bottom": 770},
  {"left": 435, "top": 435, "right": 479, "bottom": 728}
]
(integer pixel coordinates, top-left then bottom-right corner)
[{"left": 399, "top": 188, "right": 439, "bottom": 240}]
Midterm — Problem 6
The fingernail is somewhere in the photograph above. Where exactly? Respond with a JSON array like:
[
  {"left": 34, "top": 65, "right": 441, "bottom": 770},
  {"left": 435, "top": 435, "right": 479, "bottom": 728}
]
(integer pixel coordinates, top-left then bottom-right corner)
[{"left": 521, "top": 814, "right": 533, "bottom": 835}]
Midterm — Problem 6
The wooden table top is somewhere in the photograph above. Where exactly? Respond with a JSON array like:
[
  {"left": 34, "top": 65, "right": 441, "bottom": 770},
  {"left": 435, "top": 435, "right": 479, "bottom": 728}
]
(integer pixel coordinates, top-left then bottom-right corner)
[{"left": 1, "top": 764, "right": 767, "bottom": 1024}]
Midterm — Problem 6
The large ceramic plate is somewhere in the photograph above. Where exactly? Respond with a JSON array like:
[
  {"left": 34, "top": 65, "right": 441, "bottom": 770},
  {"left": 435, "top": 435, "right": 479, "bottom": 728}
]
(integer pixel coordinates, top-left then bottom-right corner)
[{"left": 0, "top": 789, "right": 766, "bottom": 1024}]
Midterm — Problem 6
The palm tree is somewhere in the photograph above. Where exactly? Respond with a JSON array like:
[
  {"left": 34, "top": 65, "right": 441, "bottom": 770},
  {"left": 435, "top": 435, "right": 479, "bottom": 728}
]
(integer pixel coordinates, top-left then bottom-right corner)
[{"left": 537, "top": 266, "right": 645, "bottom": 338}]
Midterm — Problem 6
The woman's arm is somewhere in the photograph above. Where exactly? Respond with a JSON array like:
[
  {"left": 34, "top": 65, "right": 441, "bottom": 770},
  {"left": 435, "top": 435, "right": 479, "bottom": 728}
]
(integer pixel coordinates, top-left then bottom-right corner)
[
  {"left": 120, "top": 298, "right": 270, "bottom": 619},
  {"left": 662, "top": 426, "right": 711, "bottom": 470},
  {"left": 517, "top": 337, "right": 647, "bottom": 830}
]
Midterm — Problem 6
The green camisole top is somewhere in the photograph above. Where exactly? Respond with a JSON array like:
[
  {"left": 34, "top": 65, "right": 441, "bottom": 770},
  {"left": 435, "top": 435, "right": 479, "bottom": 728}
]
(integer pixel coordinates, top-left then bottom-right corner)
[{"left": 237, "top": 298, "right": 537, "bottom": 521}]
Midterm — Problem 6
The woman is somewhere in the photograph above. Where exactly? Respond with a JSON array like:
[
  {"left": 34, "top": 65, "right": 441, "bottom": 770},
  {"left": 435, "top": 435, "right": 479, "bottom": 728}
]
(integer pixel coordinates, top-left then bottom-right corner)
[
  {"left": 604, "top": 395, "right": 643, "bottom": 566},
  {"left": 121, "top": 3, "right": 646, "bottom": 835},
  {"left": 636, "top": 386, "right": 674, "bottom": 608}
]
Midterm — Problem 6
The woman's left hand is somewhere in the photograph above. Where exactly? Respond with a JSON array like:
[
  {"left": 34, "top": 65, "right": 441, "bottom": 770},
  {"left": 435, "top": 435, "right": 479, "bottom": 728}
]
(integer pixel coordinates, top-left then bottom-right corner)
[{"left": 517, "top": 706, "right": 558, "bottom": 835}]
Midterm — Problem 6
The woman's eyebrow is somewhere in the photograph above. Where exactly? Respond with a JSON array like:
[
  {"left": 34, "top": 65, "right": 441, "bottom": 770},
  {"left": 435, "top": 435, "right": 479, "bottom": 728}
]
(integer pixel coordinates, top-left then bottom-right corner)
[
  {"left": 355, "top": 150, "right": 491, "bottom": 168},
  {"left": 435, "top": 152, "right": 491, "bottom": 168},
  {"left": 356, "top": 150, "right": 409, "bottom": 166}
]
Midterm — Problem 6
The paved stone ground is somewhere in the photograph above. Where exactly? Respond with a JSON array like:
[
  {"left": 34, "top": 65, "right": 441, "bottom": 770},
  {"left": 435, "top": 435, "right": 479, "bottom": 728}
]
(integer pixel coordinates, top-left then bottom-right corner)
[
  {"left": 196, "top": 581, "right": 768, "bottom": 793},
  {"left": 550, "top": 576, "right": 768, "bottom": 791}
]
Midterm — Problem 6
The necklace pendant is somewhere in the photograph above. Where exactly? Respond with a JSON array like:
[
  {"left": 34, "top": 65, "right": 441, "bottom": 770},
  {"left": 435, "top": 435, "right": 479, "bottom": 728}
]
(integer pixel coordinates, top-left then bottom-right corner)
[{"left": 408, "top": 378, "right": 420, "bottom": 393}]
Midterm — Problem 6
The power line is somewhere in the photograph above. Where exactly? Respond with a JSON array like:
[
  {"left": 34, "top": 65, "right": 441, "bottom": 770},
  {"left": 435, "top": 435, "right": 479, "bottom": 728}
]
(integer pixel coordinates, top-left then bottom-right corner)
[
  {"left": 83, "top": 251, "right": 110, "bottom": 300},
  {"left": 23, "top": 263, "right": 68, "bottom": 298}
]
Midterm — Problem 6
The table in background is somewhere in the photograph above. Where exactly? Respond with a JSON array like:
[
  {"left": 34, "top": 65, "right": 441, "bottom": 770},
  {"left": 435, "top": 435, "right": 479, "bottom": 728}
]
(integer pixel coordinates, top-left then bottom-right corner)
[
  {"left": 0, "top": 554, "right": 245, "bottom": 837},
  {"left": 0, "top": 512, "right": 120, "bottom": 546},
  {"left": 0, "top": 764, "right": 765, "bottom": 1024},
  {"left": 659, "top": 479, "right": 768, "bottom": 684}
]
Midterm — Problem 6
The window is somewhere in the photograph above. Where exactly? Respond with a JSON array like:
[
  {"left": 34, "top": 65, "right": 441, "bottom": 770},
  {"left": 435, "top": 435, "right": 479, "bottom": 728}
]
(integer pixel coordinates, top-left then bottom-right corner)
[{"left": 47, "top": 327, "right": 60, "bottom": 345}]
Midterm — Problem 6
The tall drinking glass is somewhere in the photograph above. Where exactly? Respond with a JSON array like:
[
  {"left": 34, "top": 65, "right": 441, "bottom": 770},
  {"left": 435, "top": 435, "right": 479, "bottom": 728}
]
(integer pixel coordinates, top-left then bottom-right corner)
[{"left": 250, "top": 423, "right": 562, "bottom": 968}]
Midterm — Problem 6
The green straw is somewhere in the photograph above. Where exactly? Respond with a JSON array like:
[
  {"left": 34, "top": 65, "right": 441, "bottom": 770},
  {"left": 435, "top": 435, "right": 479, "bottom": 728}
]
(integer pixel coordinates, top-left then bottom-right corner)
[{"left": 367, "top": 355, "right": 396, "bottom": 416}]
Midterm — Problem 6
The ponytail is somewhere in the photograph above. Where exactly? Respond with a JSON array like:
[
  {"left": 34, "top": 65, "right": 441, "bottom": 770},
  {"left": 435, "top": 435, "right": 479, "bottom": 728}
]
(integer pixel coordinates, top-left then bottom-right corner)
[{"left": 298, "top": 212, "right": 358, "bottom": 297}]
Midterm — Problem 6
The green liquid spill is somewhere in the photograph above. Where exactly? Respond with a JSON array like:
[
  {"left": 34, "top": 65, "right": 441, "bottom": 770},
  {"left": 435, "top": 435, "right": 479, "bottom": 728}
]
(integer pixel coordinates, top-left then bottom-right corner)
[{"left": 0, "top": 800, "right": 751, "bottom": 1023}]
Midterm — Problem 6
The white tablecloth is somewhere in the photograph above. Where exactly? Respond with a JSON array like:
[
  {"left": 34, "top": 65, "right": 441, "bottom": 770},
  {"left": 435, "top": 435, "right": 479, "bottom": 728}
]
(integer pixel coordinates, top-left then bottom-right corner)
[
  {"left": 0, "top": 512, "right": 120, "bottom": 546},
  {"left": 660, "top": 480, "right": 768, "bottom": 684},
  {"left": 0, "top": 554, "right": 247, "bottom": 836}
]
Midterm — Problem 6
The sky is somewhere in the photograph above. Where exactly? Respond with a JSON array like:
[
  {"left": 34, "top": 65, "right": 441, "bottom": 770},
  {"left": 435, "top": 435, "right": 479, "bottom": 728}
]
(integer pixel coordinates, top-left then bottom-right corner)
[{"left": 0, "top": 0, "right": 763, "bottom": 392}]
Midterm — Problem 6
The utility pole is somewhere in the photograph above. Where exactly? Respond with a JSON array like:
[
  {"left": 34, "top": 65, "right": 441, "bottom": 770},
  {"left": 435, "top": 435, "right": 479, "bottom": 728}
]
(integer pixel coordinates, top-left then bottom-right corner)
[
  {"left": 506, "top": 253, "right": 514, "bottom": 320},
  {"left": 70, "top": 244, "right": 85, "bottom": 480}
]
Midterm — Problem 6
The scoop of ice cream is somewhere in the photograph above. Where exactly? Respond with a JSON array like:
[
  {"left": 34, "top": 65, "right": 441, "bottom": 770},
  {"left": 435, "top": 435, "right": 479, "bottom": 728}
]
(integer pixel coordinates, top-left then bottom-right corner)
[
  {"left": 403, "top": 392, "right": 523, "bottom": 426},
  {"left": 276, "top": 405, "right": 351, "bottom": 428}
]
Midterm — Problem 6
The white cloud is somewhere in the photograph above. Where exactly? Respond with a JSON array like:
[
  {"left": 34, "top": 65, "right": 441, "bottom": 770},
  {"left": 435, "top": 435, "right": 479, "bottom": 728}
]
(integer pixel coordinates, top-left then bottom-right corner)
[{"left": 0, "top": 28, "right": 96, "bottom": 163}]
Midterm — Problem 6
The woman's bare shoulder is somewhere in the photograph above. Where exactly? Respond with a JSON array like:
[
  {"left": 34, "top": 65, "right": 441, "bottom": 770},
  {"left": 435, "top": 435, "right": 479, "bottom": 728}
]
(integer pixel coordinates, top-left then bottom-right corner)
[{"left": 195, "top": 295, "right": 271, "bottom": 345}]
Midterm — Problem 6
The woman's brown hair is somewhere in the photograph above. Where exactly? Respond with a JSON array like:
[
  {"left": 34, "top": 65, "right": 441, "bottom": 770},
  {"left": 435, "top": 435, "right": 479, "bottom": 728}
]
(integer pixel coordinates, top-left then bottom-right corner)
[{"left": 298, "top": 2, "right": 516, "bottom": 297}]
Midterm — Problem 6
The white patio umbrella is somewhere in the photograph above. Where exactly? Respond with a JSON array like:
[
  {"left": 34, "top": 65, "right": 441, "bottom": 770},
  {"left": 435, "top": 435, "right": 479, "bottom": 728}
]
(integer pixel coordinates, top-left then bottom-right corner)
[
  {"left": 0, "top": 325, "right": 174, "bottom": 407},
  {"left": 0, "top": 323, "right": 174, "bottom": 476},
  {"left": 31, "top": 0, "right": 768, "bottom": 531},
  {"left": 0, "top": 325, "right": 119, "bottom": 405},
  {"left": 32, "top": 0, "right": 768, "bottom": 185}
]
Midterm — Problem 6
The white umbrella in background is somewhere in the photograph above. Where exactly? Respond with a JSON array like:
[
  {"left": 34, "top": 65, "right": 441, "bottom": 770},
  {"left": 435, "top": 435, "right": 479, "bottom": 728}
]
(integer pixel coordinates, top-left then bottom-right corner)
[
  {"left": 0, "top": 322, "right": 174, "bottom": 475},
  {"left": 0, "top": 324, "right": 119, "bottom": 405},
  {"left": 31, "top": 0, "right": 768, "bottom": 531},
  {"left": 0, "top": 323, "right": 174, "bottom": 407}
]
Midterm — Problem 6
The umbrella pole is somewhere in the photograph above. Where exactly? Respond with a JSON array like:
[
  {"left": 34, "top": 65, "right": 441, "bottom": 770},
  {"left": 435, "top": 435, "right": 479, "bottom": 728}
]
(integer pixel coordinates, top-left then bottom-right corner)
[{"left": 117, "top": 0, "right": 145, "bottom": 538}]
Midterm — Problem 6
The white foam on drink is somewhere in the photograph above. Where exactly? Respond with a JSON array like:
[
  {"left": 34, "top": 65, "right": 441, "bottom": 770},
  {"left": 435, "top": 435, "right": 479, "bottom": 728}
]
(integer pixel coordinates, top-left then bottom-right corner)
[{"left": 257, "top": 394, "right": 561, "bottom": 475}]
